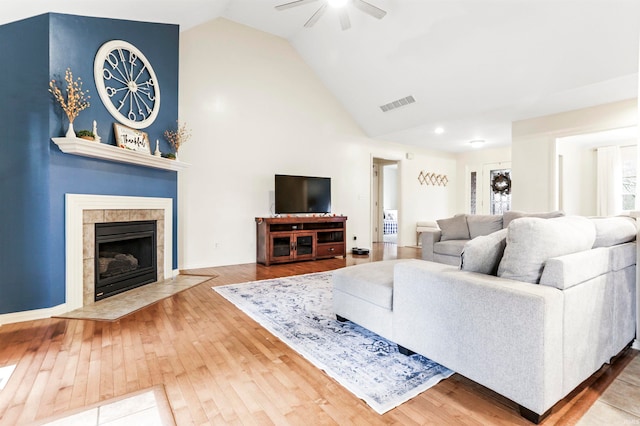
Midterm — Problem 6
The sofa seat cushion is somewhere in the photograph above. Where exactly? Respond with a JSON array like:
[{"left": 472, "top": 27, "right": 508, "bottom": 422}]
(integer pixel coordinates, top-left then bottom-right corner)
[
  {"left": 591, "top": 216, "right": 637, "bottom": 248},
  {"left": 467, "top": 215, "right": 504, "bottom": 238},
  {"left": 332, "top": 260, "right": 408, "bottom": 310},
  {"left": 437, "top": 215, "right": 470, "bottom": 241},
  {"left": 434, "top": 240, "right": 468, "bottom": 257},
  {"left": 461, "top": 229, "right": 508, "bottom": 275},
  {"left": 497, "top": 216, "right": 596, "bottom": 284}
]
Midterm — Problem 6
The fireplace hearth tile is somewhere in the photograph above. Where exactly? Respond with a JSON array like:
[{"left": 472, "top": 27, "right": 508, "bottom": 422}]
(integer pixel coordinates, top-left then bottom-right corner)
[
  {"left": 157, "top": 221, "right": 165, "bottom": 248},
  {"left": 83, "top": 209, "right": 105, "bottom": 224},
  {"left": 105, "top": 209, "right": 131, "bottom": 222},
  {"left": 83, "top": 259, "right": 95, "bottom": 305},
  {"left": 57, "top": 275, "right": 213, "bottom": 321},
  {"left": 130, "top": 209, "right": 153, "bottom": 221},
  {"left": 157, "top": 264, "right": 165, "bottom": 281},
  {"left": 82, "top": 224, "right": 94, "bottom": 259}
]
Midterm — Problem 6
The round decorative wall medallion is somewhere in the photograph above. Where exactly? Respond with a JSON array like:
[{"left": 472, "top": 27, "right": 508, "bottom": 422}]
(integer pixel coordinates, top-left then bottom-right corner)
[{"left": 94, "top": 40, "right": 160, "bottom": 129}]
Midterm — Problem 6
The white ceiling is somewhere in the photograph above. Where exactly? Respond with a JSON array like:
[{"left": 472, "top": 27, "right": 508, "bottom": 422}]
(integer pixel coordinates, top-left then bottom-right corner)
[{"left": 3, "top": 0, "right": 639, "bottom": 152}]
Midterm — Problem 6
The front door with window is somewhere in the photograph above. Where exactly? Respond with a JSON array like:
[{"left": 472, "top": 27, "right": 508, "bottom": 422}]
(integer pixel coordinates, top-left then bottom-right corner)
[
  {"left": 488, "top": 168, "right": 512, "bottom": 214},
  {"left": 468, "top": 162, "right": 512, "bottom": 215}
]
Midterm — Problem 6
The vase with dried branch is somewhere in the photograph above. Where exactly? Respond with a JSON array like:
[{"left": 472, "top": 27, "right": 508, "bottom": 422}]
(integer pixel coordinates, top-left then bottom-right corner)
[
  {"left": 49, "top": 68, "right": 90, "bottom": 138},
  {"left": 163, "top": 121, "right": 191, "bottom": 160}
]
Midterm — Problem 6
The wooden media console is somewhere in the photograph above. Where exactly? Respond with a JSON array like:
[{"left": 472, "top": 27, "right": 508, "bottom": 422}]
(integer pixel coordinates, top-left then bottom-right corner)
[{"left": 255, "top": 216, "right": 347, "bottom": 266}]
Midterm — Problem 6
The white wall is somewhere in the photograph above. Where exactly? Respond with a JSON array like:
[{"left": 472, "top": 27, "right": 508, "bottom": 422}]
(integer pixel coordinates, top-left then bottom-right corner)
[
  {"left": 178, "top": 18, "right": 456, "bottom": 268},
  {"left": 557, "top": 139, "right": 597, "bottom": 216},
  {"left": 398, "top": 152, "right": 457, "bottom": 243},
  {"left": 556, "top": 141, "right": 597, "bottom": 215},
  {"left": 511, "top": 99, "right": 638, "bottom": 212}
]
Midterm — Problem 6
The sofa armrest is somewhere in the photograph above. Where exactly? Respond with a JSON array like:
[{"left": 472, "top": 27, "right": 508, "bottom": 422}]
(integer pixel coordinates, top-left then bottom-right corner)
[
  {"left": 420, "top": 229, "right": 442, "bottom": 261},
  {"left": 540, "top": 248, "right": 610, "bottom": 290},
  {"left": 392, "top": 260, "right": 564, "bottom": 416}
]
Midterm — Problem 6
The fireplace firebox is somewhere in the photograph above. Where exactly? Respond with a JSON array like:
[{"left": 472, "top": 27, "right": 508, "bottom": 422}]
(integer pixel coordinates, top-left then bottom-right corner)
[{"left": 95, "top": 220, "right": 157, "bottom": 301}]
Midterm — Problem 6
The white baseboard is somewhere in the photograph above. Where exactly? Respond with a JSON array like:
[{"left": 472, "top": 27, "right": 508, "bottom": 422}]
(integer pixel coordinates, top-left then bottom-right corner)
[
  {"left": 632, "top": 339, "right": 640, "bottom": 351},
  {"left": 0, "top": 303, "right": 69, "bottom": 326}
]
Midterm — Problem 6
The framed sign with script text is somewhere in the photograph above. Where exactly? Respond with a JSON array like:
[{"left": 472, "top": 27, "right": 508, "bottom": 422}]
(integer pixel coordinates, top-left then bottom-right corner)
[{"left": 113, "top": 123, "right": 151, "bottom": 153}]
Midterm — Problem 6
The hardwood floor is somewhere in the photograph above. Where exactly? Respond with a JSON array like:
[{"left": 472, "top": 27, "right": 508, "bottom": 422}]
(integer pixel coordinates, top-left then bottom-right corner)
[{"left": 0, "top": 243, "right": 636, "bottom": 425}]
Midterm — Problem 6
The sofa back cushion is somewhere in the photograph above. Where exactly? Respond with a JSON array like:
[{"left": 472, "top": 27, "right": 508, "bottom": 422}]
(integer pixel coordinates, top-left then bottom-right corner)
[
  {"left": 461, "top": 228, "right": 508, "bottom": 275},
  {"left": 466, "top": 215, "right": 504, "bottom": 239},
  {"left": 437, "top": 215, "right": 470, "bottom": 241},
  {"left": 590, "top": 216, "right": 637, "bottom": 248},
  {"left": 503, "top": 210, "right": 565, "bottom": 228},
  {"left": 497, "top": 216, "right": 596, "bottom": 284}
]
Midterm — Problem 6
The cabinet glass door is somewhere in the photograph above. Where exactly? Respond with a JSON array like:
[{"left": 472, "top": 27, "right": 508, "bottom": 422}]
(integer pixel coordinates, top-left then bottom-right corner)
[
  {"left": 272, "top": 236, "right": 291, "bottom": 258},
  {"left": 296, "top": 235, "right": 313, "bottom": 256}
]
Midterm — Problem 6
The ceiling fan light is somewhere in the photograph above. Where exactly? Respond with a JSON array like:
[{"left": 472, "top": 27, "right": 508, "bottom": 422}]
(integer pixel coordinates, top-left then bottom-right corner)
[{"left": 328, "top": 0, "right": 349, "bottom": 8}]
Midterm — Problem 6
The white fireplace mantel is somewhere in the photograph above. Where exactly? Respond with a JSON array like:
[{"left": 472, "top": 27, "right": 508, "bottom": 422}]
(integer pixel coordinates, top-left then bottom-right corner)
[{"left": 52, "top": 137, "right": 190, "bottom": 171}]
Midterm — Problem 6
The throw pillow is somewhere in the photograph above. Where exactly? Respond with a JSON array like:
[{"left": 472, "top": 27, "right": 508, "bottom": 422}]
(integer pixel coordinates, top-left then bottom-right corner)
[
  {"left": 466, "top": 215, "right": 504, "bottom": 239},
  {"left": 437, "top": 215, "right": 470, "bottom": 241},
  {"left": 497, "top": 216, "right": 596, "bottom": 284},
  {"left": 503, "top": 210, "right": 565, "bottom": 228},
  {"left": 461, "top": 228, "right": 508, "bottom": 275},
  {"left": 590, "top": 216, "right": 637, "bottom": 248}
]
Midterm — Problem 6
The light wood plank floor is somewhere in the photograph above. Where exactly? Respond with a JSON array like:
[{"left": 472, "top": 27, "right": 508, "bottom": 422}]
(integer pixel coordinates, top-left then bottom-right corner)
[{"left": 0, "top": 243, "right": 636, "bottom": 425}]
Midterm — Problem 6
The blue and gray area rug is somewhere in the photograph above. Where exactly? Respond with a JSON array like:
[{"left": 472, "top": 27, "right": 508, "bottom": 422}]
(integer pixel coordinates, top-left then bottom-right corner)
[{"left": 214, "top": 271, "right": 453, "bottom": 414}]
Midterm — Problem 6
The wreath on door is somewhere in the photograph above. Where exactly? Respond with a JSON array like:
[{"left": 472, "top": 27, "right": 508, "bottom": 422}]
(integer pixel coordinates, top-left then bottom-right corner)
[{"left": 491, "top": 172, "right": 511, "bottom": 195}]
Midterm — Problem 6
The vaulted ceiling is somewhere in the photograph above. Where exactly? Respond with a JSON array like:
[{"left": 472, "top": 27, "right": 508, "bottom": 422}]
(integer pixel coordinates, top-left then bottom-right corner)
[{"left": 4, "top": 0, "right": 640, "bottom": 152}]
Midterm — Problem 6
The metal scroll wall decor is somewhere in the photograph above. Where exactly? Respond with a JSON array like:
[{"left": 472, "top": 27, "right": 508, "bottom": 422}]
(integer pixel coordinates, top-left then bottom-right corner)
[{"left": 418, "top": 171, "right": 448, "bottom": 187}]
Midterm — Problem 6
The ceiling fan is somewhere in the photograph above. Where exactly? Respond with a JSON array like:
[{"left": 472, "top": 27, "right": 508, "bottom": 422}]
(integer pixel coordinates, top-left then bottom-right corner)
[{"left": 275, "top": 0, "right": 387, "bottom": 31}]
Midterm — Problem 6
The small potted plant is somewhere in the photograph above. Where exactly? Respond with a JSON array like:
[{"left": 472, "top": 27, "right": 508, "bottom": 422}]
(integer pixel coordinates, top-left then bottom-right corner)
[
  {"left": 164, "top": 120, "right": 191, "bottom": 160},
  {"left": 76, "top": 130, "right": 95, "bottom": 141}
]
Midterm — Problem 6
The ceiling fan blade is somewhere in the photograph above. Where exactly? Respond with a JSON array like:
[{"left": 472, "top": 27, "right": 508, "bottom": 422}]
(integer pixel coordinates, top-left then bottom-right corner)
[
  {"left": 339, "top": 9, "right": 351, "bottom": 31},
  {"left": 352, "top": 0, "right": 387, "bottom": 19},
  {"left": 275, "top": 0, "right": 319, "bottom": 11},
  {"left": 304, "top": 4, "right": 327, "bottom": 27}
]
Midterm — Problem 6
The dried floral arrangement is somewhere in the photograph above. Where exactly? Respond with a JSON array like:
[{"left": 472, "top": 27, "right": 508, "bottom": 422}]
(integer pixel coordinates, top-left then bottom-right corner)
[
  {"left": 49, "top": 68, "right": 90, "bottom": 123},
  {"left": 164, "top": 121, "right": 191, "bottom": 153}
]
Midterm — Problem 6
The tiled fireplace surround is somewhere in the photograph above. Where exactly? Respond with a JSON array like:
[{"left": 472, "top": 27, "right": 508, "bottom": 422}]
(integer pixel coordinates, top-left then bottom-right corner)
[{"left": 66, "top": 194, "right": 173, "bottom": 310}]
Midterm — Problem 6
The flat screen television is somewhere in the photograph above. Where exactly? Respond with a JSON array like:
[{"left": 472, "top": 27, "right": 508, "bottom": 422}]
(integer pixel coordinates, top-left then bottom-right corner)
[{"left": 275, "top": 174, "right": 331, "bottom": 214}]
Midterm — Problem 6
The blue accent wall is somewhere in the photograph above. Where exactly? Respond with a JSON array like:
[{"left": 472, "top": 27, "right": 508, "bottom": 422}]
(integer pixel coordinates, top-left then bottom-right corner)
[{"left": 0, "top": 13, "right": 179, "bottom": 314}]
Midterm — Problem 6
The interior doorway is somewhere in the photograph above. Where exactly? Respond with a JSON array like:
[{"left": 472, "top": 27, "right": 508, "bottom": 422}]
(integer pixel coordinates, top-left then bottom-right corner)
[
  {"left": 555, "top": 126, "right": 637, "bottom": 216},
  {"left": 372, "top": 158, "right": 399, "bottom": 244}
]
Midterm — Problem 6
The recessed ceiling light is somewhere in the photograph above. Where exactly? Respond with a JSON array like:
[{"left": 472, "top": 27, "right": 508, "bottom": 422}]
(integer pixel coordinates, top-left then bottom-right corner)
[
  {"left": 434, "top": 127, "right": 444, "bottom": 135},
  {"left": 470, "top": 139, "right": 485, "bottom": 148},
  {"left": 328, "top": 0, "right": 349, "bottom": 8}
]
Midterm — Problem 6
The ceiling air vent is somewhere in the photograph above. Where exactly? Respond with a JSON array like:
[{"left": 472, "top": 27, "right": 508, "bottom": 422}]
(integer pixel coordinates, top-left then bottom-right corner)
[{"left": 380, "top": 95, "right": 416, "bottom": 112}]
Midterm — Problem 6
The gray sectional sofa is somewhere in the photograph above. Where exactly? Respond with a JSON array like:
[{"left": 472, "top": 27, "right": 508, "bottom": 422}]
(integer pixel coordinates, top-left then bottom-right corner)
[
  {"left": 421, "top": 210, "right": 565, "bottom": 266},
  {"left": 333, "top": 215, "right": 638, "bottom": 423}
]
